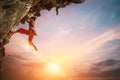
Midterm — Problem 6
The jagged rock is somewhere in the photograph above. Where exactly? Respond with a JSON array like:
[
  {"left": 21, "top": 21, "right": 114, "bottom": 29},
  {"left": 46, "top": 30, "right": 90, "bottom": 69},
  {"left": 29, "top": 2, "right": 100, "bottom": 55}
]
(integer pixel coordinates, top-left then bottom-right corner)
[
  {"left": 0, "top": 0, "right": 36, "bottom": 79},
  {"left": 0, "top": 0, "right": 84, "bottom": 79}
]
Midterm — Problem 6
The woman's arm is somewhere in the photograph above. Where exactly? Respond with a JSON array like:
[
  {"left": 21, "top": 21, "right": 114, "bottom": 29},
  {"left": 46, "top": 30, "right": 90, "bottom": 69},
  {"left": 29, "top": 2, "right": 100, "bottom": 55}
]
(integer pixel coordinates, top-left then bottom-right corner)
[{"left": 26, "top": 15, "right": 31, "bottom": 23}]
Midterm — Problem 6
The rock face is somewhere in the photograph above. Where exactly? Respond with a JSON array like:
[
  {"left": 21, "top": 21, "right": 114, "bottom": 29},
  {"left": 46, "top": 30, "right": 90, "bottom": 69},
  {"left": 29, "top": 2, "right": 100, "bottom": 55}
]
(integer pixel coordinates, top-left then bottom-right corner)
[{"left": 0, "top": 0, "right": 84, "bottom": 79}]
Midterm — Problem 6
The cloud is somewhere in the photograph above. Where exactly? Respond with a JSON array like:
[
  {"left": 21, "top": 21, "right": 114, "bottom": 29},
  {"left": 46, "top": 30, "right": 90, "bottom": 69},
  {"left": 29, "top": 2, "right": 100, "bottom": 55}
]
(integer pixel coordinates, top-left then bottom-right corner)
[
  {"left": 94, "top": 59, "right": 120, "bottom": 67},
  {"left": 74, "top": 30, "right": 120, "bottom": 56},
  {"left": 98, "top": 68, "right": 120, "bottom": 77},
  {"left": 23, "top": 62, "right": 46, "bottom": 68},
  {"left": 86, "top": 68, "right": 120, "bottom": 77},
  {"left": 89, "top": 59, "right": 120, "bottom": 72},
  {"left": 81, "top": 30, "right": 120, "bottom": 51},
  {"left": 61, "top": 28, "right": 120, "bottom": 68}
]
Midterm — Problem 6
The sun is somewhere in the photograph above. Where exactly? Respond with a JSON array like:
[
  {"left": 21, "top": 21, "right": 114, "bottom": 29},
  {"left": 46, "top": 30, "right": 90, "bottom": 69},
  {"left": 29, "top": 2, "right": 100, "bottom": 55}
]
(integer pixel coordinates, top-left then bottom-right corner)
[{"left": 48, "top": 63, "right": 59, "bottom": 72}]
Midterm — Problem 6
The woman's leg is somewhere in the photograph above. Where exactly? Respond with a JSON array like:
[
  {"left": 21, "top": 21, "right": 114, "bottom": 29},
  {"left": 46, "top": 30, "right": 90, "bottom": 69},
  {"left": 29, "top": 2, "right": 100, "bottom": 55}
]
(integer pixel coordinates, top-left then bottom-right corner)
[
  {"left": 17, "top": 28, "right": 28, "bottom": 34},
  {"left": 28, "top": 36, "right": 38, "bottom": 51},
  {"left": 10, "top": 28, "right": 28, "bottom": 36}
]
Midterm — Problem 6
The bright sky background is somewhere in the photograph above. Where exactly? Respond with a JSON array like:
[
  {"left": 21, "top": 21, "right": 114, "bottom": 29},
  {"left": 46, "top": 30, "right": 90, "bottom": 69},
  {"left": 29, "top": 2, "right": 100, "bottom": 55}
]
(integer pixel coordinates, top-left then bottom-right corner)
[{"left": 5, "top": 0, "right": 120, "bottom": 72}]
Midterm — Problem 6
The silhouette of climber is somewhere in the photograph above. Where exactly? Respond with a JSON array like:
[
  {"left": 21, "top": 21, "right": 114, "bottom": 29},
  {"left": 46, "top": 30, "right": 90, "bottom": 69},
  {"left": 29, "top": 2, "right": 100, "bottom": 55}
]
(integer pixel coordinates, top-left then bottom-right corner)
[{"left": 10, "top": 16, "right": 38, "bottom": 51}]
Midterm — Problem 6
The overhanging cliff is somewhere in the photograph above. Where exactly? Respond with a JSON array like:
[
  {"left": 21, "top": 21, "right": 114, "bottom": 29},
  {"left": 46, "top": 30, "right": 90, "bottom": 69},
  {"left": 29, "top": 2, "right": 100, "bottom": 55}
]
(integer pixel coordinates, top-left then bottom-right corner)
[{"left": 0, "top": 0, "right": 84, "bottom": 79}]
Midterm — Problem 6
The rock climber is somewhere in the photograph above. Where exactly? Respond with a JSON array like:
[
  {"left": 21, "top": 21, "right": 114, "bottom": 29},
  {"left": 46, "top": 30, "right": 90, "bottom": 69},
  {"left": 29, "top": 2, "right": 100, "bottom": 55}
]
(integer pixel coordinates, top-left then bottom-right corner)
[{"left": 10, "top": 16, "right": 38, "bottom": 51}]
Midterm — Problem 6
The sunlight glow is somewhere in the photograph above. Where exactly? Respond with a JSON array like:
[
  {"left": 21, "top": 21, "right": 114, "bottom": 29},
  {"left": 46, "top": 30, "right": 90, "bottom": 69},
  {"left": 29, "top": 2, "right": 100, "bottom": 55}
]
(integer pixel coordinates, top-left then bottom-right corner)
[
  {"left": 23, "top": 43, "right": 32, "bottom": 50},
  {"left": 48, "top": 63, "right": 59, "bottom": 72},
  {"left": 33, "top": 50, "right": 39, "bottom": 55}
]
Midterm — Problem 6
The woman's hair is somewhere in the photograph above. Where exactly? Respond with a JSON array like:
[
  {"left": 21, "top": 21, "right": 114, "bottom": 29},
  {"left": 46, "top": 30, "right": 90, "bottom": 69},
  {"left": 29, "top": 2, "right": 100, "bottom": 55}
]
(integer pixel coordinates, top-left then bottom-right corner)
[{"left": 31, "top": 17, "right": 36, "bottom": 20}]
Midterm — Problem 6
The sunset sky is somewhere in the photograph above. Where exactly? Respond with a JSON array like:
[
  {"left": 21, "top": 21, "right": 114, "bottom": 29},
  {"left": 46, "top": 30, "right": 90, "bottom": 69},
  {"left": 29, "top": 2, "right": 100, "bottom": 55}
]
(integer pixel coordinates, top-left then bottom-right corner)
[{"left": 5, "top": 0, "right": 120, "bottom": 72}]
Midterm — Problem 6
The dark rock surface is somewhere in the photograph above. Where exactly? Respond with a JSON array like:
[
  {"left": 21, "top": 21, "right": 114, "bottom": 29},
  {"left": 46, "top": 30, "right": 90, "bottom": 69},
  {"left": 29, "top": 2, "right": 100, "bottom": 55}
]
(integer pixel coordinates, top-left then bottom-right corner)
[{"left": 0, "top": 0, "right": 84, "bottom": 79}]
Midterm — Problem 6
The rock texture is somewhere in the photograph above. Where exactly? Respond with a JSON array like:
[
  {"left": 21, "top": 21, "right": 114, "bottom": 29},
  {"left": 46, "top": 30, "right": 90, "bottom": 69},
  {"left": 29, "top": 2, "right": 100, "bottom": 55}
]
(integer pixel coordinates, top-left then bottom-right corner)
[{"left": 0, "top": 0, "right": 84, "bottom": 79}]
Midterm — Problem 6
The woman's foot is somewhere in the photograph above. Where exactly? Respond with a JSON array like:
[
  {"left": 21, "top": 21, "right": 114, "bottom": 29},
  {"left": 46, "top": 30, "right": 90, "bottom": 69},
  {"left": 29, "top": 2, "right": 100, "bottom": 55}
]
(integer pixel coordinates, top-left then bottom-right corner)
[{"left": 9, "top": 30, "right": 15, "bottom": 37}]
